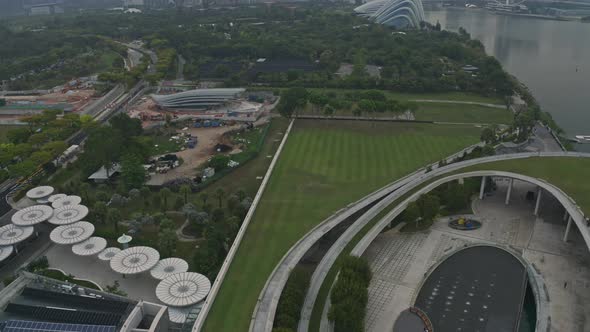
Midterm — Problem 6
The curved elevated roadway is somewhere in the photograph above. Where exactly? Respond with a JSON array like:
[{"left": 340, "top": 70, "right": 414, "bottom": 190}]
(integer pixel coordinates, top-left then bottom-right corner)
[{"left": 307, "top": 153, "right": 590, "bottom": 332}]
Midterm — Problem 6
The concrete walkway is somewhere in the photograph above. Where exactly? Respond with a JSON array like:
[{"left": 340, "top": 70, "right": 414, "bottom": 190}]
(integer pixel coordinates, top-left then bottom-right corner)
[{"left": 410, "top": 99, "right": 505, "bottom": 109}]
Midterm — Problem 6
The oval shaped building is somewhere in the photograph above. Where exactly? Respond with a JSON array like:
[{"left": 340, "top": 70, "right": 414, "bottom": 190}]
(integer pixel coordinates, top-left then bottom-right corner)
[{"left": 355, "top": 0, "right": 425, "bottom": 29}]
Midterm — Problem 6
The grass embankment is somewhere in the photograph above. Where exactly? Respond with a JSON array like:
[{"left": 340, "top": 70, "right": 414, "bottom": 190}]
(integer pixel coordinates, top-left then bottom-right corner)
[
  {"left": 414, "top": 103, "right": 512, "bottom": 124},
  {"left": 202, "top": 119, "right": 481, "bottom": 332}
]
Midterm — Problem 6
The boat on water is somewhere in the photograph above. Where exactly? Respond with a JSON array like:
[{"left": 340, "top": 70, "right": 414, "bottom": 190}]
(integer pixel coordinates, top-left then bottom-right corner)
[{"left": 575, "top": 135, "right": 590, "bottom": 143}]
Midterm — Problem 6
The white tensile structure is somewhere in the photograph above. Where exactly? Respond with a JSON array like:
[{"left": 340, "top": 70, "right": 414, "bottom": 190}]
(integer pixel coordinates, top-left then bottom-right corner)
[{"left": 354, "top": 0, "right": 425, "bottom": 29}]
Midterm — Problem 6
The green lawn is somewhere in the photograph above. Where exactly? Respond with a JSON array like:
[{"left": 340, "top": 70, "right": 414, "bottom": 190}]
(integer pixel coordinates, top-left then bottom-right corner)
[
  {"left": 202, "top": 119, "right": 481, "bottom": 332},
  {"left": 414, "top": 103, "right": 512, "bottom": 124}
]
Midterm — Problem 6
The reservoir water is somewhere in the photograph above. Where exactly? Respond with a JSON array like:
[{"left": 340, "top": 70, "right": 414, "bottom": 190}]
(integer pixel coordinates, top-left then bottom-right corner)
[{"left": 424, "top": 9, "right": 590, "bottom": 151}]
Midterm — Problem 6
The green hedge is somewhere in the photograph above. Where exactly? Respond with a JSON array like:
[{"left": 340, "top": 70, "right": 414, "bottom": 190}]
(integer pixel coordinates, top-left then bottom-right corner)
[{"left": 274, "top": 266, "right": 312, "bottom": 331}]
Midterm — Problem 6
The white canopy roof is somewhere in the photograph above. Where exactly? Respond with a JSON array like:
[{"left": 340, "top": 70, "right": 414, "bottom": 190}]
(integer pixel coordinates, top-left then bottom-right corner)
[
  {"left": 11, "top": 205, "right": 54, "bottom": 226},
  {"left": 0, "top": 224, "right": 34, "bottom": 246},
  {"left": 98, "top": 247, "right": 122, "bottom": 261},
  {"left": 26, "top": 186, "right": 54, "bottom": 199},
  {"left": 0, "top": 246, "right": 14, "bottom": 262},
  {"left": 48, "top": 193, "right": 67, "bottom": 203},
  {"left": 72, "top": 237, "right": 107, "bottom": 256},
  {"left": 51, "top": 195, "right": 82, "bottom": 209},
  {"left": 117, "top": 234, "right": 132, "bottom": 244},
  {"left": 155, "top": 272, "right": 211, "bottom": 307},
  {"left": 50, "top": 222, "right": 95, "bottom": 245},
  {"left": 110, "top": 246, "right": 160, "bottom": 275},
  {"left": 150, "top": 258, "right": 189, "bottom": 280},
  {"left": 49, "top": 205, "right": 89, "bottom": 225}
]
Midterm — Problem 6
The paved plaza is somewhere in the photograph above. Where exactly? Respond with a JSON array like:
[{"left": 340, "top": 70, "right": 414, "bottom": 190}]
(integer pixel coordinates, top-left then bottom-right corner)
[
  {"left": 363, "top": 178, "right": 590, "bottom": 332},
  {"left": 45, "top": 244, "right": 159, "bottom": 302}
]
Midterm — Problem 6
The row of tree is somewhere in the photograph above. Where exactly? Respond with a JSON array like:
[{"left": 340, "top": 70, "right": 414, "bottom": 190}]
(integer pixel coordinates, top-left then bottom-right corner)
[{"left": 328, "top": 256, "right": 372, "bottom": 332}]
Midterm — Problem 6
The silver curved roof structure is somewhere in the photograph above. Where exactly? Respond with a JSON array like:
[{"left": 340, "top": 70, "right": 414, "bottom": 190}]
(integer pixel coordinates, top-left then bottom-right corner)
[
  {"left": 0, "top": 224, "right": 34, "bottom": 246},
  {"left": 156, "top": 272, "right": 211, "bottom": 307},
  {"left": 151, "top": 88, "right": 245, "bottom": 111},
  {"left": 354, "top": 0, "right": 425, "bottom": 29},
  {"left": 0, "top": 246, "right": 14, "bottom": 262},
  {"left": 49, "top": 205, "right": 89, "bottom": 225},
  {"left": 150, "top": 258, "right": 189, "bottom": 280},
  {"left": 48, "top": 193, "right": 67, "bottom": 203},
  {"left": 110, "top": 246, "right": 160, "bottom": 275},
  {"left": 50, "top": 222, "right": 95, "bottom": 245},
  {"left": 26, "top": 186, "right": 54, "bottom": 200},
  {"left": 51, "top": 195, "right": 82, "bottom": 209},
  {"left": 72, "top": 237, "right": 107, "bottom": 256},
  {"left": 98, "top": 247, "right": 122, "bottom": 261},
  {"left": 11, "top": 205, "right": 54, "bottom": 226}
]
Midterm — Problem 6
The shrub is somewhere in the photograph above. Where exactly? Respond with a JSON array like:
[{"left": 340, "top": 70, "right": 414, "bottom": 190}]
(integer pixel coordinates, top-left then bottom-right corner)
[{"left": 274, "top": 266, "right": 312, "bottom": 330}]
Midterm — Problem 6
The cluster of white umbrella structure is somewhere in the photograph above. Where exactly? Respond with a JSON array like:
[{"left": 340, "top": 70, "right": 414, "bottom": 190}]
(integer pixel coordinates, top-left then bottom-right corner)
[{"left": 4, "top": 186, "right": 211, "bottom": 322}]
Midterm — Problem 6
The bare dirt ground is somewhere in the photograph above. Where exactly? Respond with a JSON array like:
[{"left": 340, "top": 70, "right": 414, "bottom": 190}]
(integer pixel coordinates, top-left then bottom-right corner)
[
  {"left": 3, "top": 89, "right": 96, "bottom": 113},
  {"left": 146, "top": 125, "right": 241, "bottom": 185}
]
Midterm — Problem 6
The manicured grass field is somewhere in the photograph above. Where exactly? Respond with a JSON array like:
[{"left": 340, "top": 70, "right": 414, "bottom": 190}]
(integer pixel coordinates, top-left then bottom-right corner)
[
  {"left": 414, "top": 102, "right": 512, "bottom": 124},
  {"left": 202, "top": 120, "right": 481, "bottom": 332}
]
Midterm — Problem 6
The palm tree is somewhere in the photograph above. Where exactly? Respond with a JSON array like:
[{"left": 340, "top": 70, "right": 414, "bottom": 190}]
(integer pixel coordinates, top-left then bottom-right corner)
[
  {"left": 160, "top": 187, "right": 172, "bottom": 211},
  {"left": 199, "top": 192, "right": 209, "bottom": 206},
  {"left": 215, "top": 188, "right": 225, "bottom": 208},
  {"left": 80, "top": 182, "right": 90, "bottom": 203},
  {"left": 180, "top": 185, "right": 191, "bottom": 204},
  {"left": 107, "top": 208, "right": 121, "bottom": 233}
]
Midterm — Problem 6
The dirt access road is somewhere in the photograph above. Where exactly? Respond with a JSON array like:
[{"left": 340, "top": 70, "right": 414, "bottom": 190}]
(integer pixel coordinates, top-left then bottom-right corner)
[{"left": 146, "top": 125, "right": 241, "bottom": 185}]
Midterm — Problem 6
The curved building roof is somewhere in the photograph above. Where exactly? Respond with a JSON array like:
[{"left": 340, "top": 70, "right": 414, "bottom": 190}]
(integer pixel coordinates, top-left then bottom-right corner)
[
  {"left": 151, "top": 88, "right": 245, "bottom": 110},
  {"left": 355, "top": 0, "right": 425, "bottom": 29}
]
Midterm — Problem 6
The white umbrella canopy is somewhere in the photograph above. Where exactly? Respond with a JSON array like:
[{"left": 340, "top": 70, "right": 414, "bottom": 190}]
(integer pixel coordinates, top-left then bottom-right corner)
[
  {"left": 49, "top": 222, "right": 95, "bottom": 245},
  {"left": 0, "top": 224, "right": 34, "bottom": 246},
  {"left": 110, "top": 246, "right": 160, "bottom": 275},
  {"left": 48, "top": 194, "right": 67, "bottom": 203},
  {"left": 11, "top": 205, "right": 54, "bottom": 226},
  {"left": 117, "top": 234, "right": 132, "bottom": 244},
  {"left": 98, "top": 247, "right": 122, "bottom": 261},
  {"left": 72, "top": 237, "right": 107, "bottom": 256},
  {"left": 155, "top": 272, "right": 211, "bottom": 307},
  {"left": 26, "top": 186, "right": 54, "bottom": 200},
  {"left": 49, "top": 205, "right": 89, "bottom": 225},
  {"left": 150, "top": 258, "right": 189, "bottom": 280},
  {"left": 0, "top": 246, "right": 14, "bottom": 262},
  {"left": 51, "top": 195, "right": 82, "bottom": 209}
]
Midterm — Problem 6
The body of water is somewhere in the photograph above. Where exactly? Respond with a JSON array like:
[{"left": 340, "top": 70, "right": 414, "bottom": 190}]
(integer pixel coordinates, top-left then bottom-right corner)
[{"left": 425, "top": 8, "right": 590, "bottom": 151}]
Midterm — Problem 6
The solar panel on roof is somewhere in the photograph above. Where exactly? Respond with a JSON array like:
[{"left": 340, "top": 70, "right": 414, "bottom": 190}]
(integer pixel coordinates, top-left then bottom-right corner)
[{"left": 2, "top": 320, "right": 116, "bottom": 332}]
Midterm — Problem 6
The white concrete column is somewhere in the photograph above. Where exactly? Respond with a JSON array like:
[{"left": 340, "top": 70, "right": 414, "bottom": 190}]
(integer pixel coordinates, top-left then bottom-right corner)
[
  {"left": 458, "top": 178, "right": 464, "bottom": 185},
  {"left": 564, "top": 216, "right": 572, "bottom": 242},
  {"left": 479, "top": 176, "right": 486, "bottom": 200},
  {"left": 534, "top": 187, "right": 543, "bottom": 216},
  {"left": 505, "top": 178, "right": 514, "bottom": 205}
]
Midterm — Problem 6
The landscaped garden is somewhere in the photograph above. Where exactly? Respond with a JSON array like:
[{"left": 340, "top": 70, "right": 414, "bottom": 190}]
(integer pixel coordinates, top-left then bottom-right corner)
[{"left": 202, "top": 119, "right": 482, "bottom": 332}]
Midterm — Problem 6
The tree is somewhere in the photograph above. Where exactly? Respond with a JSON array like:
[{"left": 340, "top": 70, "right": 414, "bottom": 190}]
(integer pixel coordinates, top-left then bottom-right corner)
[
  {"left": 277, "top": 87, "right": 309, "bottom": 118},
  {"left": 235, "top": 189, "right": 246, "bottom": 202},
  {"left": 199, "top": 192, "right": 209, "bottom": 206},
  {"left": 160, "top": 187, "right": 172, "bottom": 211},
  {"left": 121, "top": 154, "right": 145, "bottom": 190},
  {"left": 417, "top": 194, "right": 440, "bottom": 222},
  {"left": 309, "top": 91, "right": 329, "bottom": 113},
  {"left": 215, "top": 188, "right": 225, "bottom": 208},
  {"left": 107, "top": 208, "right": 121, "bottom": 233},
  {"left": 140, "top": 186, "right": 151, "bottom": 209},
  {"left": 180, "top": 185, "right": 191, "bottom": 204},
  {"left": 209, "top": 155, "right": 230, "bottom": 172},
  {"left": 357, "top": 99, "right": 376, "bottom": 115},
  {"left": 93, "top": 201, "right": 108, "bottom": 224},
  {"left": 109, "top": 113, "right": 142, "bottom": 138},
  {"left": 404, "top": 201, "right": 420, "bottom": 227},
  {"left": 480, "top": 127, "right": 496, "bottom": 144},
  {"left": 323, "top": 104, "right": 336, "bottom": 116},
  {"left": 158, "top": 229, "right": 177, "bottom": 257}
]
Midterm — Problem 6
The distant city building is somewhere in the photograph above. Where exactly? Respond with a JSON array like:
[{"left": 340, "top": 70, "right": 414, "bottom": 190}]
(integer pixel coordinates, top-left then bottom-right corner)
[{"left": 354, "top": 0, "right": 425, "bottom": 29}]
